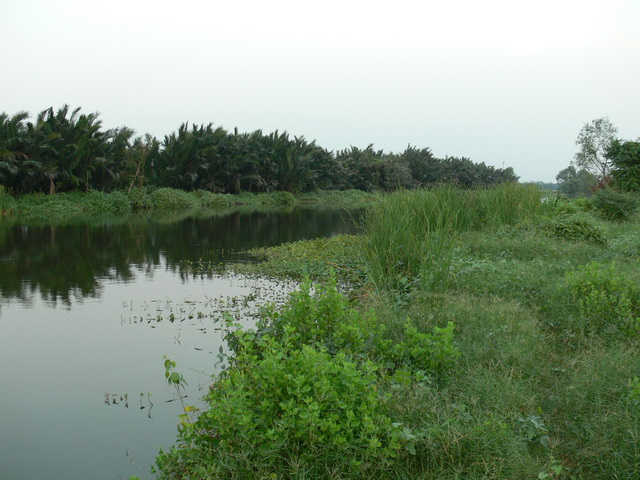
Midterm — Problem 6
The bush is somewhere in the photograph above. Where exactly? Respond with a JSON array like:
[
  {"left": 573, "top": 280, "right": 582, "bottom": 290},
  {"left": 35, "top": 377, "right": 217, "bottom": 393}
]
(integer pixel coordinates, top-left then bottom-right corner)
[
  {"left": 150, "top": 188, "right": 199, "bottom": 210},
  {"left": 592, "top": 189, "right": 640, "bottom": 221},
  {"left": 190, "top": 189, "right": 232, "bottom": 208},
  {"left": 154, "top": 277, "right": 460, "bottom": 479},
  {"left": 541, "top": 214, "right": 607, "bottom": 245},
  {"left": 258, "top": 191, "right": 296, "bottom": 206},
  {"left": 241, "top": 277, "right": 459, "bottom": 375},
  {"left": 78, "top": 190, "right": 131, "bottom": 214},
  {"left": 126, "top": 186, "right": 153, "bottom": 210},
  {"left": 0, "top": 185, "right": 15, "bottom": 214},
  {"left": 155, "top": 340, "right": 406, "bottom": 479},
  {"left": 553, "top": 197, "right": 593, "bottom": 215},
  {"left": 564, "top": 262, "right": 640, "bottom": 337}
]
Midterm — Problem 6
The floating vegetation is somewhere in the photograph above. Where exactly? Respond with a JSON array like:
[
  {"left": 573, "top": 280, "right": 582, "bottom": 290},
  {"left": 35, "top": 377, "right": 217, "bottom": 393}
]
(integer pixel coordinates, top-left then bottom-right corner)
[{"left": 120, "top": 275, "right": 298, "bottom": 329}]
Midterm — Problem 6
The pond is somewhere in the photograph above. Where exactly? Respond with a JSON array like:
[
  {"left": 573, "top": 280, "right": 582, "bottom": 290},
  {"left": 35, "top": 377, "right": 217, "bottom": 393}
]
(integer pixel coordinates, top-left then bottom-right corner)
[{"left": 0, "top": 206, "right": 360, "bottom": 480}]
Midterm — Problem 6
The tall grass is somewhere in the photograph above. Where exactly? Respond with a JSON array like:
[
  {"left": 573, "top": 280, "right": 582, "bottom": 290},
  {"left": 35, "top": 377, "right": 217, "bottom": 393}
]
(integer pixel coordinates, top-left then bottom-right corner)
[{"left": 361, "top": 184, "right": 547, "bottom": 297}]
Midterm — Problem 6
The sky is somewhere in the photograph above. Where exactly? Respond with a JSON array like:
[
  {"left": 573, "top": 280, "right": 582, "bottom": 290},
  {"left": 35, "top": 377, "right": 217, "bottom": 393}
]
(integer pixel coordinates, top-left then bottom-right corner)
[{"left": 2, "top": 0, "right": 639, "bottom": 183}]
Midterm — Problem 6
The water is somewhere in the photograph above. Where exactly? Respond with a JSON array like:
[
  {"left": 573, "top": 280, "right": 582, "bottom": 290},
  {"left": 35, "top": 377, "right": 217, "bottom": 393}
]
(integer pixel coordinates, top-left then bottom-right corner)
[{"left": 0, "top": 207, "right": 359, "bottom": 480}]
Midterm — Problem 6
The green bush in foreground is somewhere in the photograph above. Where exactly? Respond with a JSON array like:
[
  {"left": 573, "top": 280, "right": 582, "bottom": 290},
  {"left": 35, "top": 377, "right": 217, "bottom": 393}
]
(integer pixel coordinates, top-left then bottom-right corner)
[
  {"left": 155, "top": 341, "right": 405, "bottom": 479},
  {"left": 155, "top": 278, "right": 459, "bottom": 479},
  {"left": 243, "top": 277, "right": 459, "bottom": 375}
]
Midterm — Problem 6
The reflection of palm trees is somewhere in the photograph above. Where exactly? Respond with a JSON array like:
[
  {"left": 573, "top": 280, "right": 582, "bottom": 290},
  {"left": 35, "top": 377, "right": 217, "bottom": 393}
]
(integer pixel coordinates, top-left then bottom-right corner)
[{"left": 0, "top": 208, "right": 359, "bottom": 307}]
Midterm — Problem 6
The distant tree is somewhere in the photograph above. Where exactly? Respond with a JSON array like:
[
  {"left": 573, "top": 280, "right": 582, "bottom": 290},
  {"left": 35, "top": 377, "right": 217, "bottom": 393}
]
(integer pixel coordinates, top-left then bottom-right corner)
[
  {"left": 608, "top": 139, "right": 640, "bottom": 192},
  {"left": 556, "top": 165, "right": 597, "bottom": 197},
  {"left": 574, "top": 117, "right": 618, "bottom": 182}
]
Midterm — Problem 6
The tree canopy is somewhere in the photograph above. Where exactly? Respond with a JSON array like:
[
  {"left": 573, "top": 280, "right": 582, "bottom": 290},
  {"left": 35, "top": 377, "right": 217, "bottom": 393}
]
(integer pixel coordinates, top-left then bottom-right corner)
[
  {"left": 1, "top": 105, "right": 519, "bottom": 195},
  {"left": 608, "top": 139, "right": 640, "bottom": 192},
  {"left": 574, "top": 117, "right": 618, "bottom": 182}
]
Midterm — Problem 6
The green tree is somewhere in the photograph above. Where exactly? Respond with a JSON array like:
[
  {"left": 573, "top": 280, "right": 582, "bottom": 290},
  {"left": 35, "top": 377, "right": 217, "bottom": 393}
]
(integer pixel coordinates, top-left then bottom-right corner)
[
  {"left": 608, "top": 139, "right": 640, "bottom": 192},
  {"left": 574, "top": 117, "right": 618, "bottom": 182},
  {"left": 556, "top": 165, "right": 597, "bottom": 197}
]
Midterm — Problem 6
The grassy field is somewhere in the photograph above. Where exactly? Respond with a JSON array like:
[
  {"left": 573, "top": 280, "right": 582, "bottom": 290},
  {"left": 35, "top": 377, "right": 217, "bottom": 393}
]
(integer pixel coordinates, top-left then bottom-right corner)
[{"left": 157, "top": 184, "right": 640, "bottom": 480}]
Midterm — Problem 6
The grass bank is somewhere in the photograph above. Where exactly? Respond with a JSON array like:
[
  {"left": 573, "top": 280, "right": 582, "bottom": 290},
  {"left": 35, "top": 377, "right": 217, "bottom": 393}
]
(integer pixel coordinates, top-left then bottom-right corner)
[
  {"left": 1, "top": 187, "right": 378, "bottom": 220},
  {"left": 158, "top": 184, "right": 640, "bottom": 480}
]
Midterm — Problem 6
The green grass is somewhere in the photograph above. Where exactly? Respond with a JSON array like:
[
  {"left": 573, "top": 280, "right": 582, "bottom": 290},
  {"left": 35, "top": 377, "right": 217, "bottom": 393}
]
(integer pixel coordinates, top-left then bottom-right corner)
[
  {"left": 360, "top": 183, "right": 551, "bottom": 301},
  {"left": 0, "top": 185, "right": 15, "bottom": 215},
  {"left": 5, "top": 188, "right": 376, "bottom": 219},
  {"left": 164, "top": 188, "right": 640, "bottom": 480}
]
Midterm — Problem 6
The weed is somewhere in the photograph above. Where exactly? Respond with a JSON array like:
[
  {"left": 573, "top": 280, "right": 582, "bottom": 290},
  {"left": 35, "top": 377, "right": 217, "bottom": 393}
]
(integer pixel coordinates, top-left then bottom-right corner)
[
  {"left": 541, "top": 214, "right": 607, "bottom": 245},
  {"left": 564, "top": 262, "right": 640, "bottom": 337}
]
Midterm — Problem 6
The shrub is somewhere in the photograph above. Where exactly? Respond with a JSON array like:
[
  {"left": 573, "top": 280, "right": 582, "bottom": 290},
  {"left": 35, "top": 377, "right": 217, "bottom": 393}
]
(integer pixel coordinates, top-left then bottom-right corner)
[
  {"left": 541, "top": 214, "right": 607, "bottom": 245},
  {"left": 592, "top": 189, "right": 640, "bottom": 221},
  {"left": 78, "top": 190, "right": 131, "bottom": 214},
  {"left": 154, "top": 277, "right": 460, "bottom": 478},
  {"left": 150, "top": 187, "right": 199, "bottom": 210},
  {"left": 554, "top": 197, "right": 593, "bottom": 215},
  {"left": 239, "top": 276, "right": 459, "bottom": 375},
  {"left": 155, "top": 340, "right": 406, "bottom": 479},
  {"left": 258, "top": 191, "right": 296, "bottom": 206},
  {"left": 0, "top": 185, "right": 15, "bottom": 214},
  {"left": 190, "top": 189, "right": 232, "bottom": 208},
  {"left": 564, "top": 262, "right": 640, "bottom": 337},
  {"left": 126, "top": 186, "right": 153, "bottom": 210}
]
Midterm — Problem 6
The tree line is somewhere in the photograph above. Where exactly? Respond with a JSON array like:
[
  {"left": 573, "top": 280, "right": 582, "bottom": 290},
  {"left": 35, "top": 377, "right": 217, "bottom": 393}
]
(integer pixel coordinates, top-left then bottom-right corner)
[{"left": 0, "top": 105, "right": 518, "bottom": 195}]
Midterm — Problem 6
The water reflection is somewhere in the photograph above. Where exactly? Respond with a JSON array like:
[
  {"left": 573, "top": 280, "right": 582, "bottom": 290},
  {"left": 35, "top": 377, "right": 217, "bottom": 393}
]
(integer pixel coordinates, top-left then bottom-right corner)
[{"left": 0, "top": 206, "right": 360, "bottom": 307}]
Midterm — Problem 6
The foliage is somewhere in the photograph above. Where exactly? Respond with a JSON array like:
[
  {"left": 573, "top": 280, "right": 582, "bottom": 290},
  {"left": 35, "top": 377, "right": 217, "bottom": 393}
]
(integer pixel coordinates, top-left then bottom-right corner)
[
  {"left": 541, "top": 214, "right": 607, "bottom": 245},
  {"left": 555, "top": 165, "right": 597, "bottom": 197},
  {"left": 156, "top": 277, "right": 459, "bottom": 479},
  {"left": 125, "top": 186, "right": 153, "bottom": 210},
  {"left": 12, "top": 190, "right": 132, "bottom": 217},
  {"left": 591, "top": 188, "right": 640, "bottom": 221},
  {"left": 361, "top": 184, "right": 547, "bottom": 299},
  {"left": 0, "top": 184, "right": 15, "bottom": 214},
  {"left": 149, "top": 188, "right": 199, "bottom": 210},
  {"left": 227, "top": 277, "right": 458, "bottom": 376},
  {"left": 608, "top": 139, "right": 640, "bottom": 192},
  {"left": 78, "top": 190, "right": 131, "bottom": 213},
  {"left": 1, "top": 105, "right": 521, "bottom": 200},
  {"left": 190, "top": 189, "right": 233, "bottom": 208},
  {"left": 574, "top": 116, "right": 618, "bottom": 181},
  {"left": 155, "top": 340, "right": 405, "bottom": 479},
  {"left": 235, "top": 234, "right": 367, "bottom": 283},
  {"left": 564, "top": 262, "right": 640, "bottom": 337},
  {"left": 157, "top": 335, "right": 403, "bottom": 478}
]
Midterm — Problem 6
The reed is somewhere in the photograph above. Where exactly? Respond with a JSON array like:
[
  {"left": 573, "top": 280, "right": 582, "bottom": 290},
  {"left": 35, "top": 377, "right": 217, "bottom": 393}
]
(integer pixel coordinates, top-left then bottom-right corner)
[{"left": 361, "top": 184, "right": 546, "bottom": 297}]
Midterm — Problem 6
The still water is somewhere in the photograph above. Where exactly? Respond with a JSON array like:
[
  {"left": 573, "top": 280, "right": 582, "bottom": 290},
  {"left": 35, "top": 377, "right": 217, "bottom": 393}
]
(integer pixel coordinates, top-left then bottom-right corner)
[{"left": 0, "top": 207, "right": 359, "bottom": 480}]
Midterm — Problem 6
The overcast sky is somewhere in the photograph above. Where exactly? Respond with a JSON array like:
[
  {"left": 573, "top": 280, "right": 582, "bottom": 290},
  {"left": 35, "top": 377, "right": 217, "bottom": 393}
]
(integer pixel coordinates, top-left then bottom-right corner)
[{"left": 2, "top": 0, "right": 639, "bottom": 182}]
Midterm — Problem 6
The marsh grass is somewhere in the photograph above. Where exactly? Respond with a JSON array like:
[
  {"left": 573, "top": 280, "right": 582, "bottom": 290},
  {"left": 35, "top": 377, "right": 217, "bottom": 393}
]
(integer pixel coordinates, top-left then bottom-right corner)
[
  {"left": 361, "top": 194, "right": 640, "bottom": 479},
  {"left": 361, "top": 184, "right": 549, "bottom": 299},
  {"left": 14, "top": 190, "right": 132, "bottom": 217}
]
